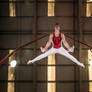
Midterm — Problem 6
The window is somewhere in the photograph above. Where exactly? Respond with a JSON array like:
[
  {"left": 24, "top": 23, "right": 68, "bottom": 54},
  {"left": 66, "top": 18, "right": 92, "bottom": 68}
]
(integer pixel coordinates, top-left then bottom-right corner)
[
  {"left": 88, "top": 50, "right": 92, "bottom": 92},
  {"left": 86, "top": 0, "right": 92, "bottom": 17},
  {"left": 47, "top": 55, "right": 56, "bottom": 92},
  {"left": 47, "top": 0, "right": 55, "bottom": 92},
  {"left": 48, "top": 0, "right": 55, "bottom": 16},
  {"left": 8, "top": 50, "right": 15, "bottom": 92},
  {"left": 9, "top": 0, "right": 16, "bottom": 17}
]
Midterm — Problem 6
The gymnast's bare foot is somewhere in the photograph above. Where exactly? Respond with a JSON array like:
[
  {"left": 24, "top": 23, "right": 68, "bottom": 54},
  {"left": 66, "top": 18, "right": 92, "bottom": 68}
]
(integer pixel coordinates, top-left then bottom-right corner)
[
  {"left": 27, "top": 60, "right": 33, "bottom": 64},
  {"left": 79, "top": 63, "right": 85, "bottom": 68}
]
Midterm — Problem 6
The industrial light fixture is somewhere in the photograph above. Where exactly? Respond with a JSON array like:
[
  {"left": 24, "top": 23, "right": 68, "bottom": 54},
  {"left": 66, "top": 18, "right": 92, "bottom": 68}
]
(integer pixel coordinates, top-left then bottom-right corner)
[{"left": 10, "top": 60, "right": 17, "bottom": 67}]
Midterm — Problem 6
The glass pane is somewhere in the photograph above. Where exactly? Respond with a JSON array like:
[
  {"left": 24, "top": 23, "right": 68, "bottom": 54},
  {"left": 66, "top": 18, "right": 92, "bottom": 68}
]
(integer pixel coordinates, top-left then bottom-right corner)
[
  {"left": 86, "top": 1, "right": 92, "bottom": 17},
  {"left": 48, "top": 0, "right": 55, "bottom": 16},
  {"left": 88, "top": 50, "right": 92, "bottom": 92},
  {"left": 9, "top": 0, "right": 16, "bottom": 17},
  {"left": 47, "top": 55, "right": 56, "bottom": 92},
  {"left": 8, "top": 50, "right": 15, "bottom": 92}
]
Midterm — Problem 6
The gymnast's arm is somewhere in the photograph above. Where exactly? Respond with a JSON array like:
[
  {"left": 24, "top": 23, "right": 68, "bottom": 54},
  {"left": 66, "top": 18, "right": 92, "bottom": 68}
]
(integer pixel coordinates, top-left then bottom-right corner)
[
  {"left": 44, "top": 34, "right": 53, "bottom": 51},
  {"left": 61, "top": 33, "right": 71, "bottom": 50}
]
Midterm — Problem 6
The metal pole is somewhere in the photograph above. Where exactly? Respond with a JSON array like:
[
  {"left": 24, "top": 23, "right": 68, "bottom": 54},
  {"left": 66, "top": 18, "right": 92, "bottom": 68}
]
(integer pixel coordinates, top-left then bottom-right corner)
[
  {"left": 77, "top": 0, "right": 83, "bottom": 92},
  {"left": 33, "top": 0, "right": 37, "bottom": 92}
]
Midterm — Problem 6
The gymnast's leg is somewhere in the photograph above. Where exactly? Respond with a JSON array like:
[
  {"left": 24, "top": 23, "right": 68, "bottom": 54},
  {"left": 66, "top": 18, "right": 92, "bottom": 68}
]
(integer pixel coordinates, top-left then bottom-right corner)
[
  {"left": 57, "top": 47, "right": 85, "bottom": 68},
  {"left": 27, "top": 47, "right": 56, "bottom": 64}
]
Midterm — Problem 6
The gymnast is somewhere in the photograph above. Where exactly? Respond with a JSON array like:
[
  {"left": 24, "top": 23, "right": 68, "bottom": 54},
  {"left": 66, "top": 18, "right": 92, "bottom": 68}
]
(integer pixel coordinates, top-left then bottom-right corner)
[{"left": 27, "top": 23, "right": 85, "bottom": 68}]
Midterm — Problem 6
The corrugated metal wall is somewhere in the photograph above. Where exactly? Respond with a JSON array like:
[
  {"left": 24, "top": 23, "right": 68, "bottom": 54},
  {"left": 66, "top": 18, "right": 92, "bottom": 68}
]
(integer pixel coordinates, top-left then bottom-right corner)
[{"left": 0, "top": 0, "right": 92, "bottom": 92}]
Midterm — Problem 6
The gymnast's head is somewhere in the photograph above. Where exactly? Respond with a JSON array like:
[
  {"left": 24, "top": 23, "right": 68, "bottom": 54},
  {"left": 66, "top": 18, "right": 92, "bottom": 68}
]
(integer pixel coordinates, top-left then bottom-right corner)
[{"left": 54, "top": 23, "right": 61, "bottom": 33}]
